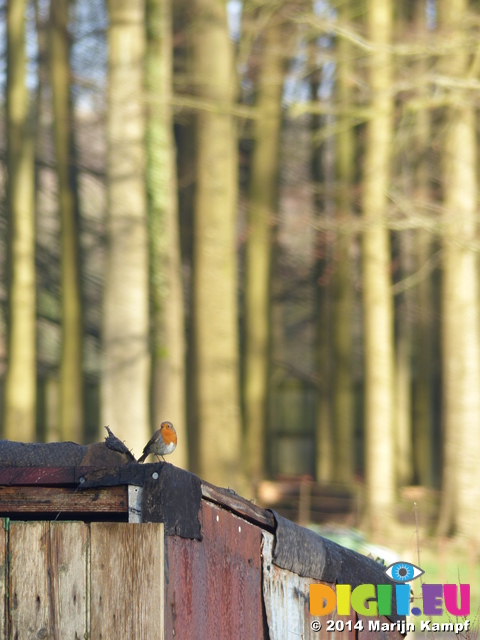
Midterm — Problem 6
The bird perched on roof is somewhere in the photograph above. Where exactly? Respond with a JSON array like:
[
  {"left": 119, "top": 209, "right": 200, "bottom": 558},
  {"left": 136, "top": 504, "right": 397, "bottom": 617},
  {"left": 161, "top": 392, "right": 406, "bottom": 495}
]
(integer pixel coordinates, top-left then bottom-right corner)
[{"left": 137, "top": 421, "right": 177, "bottom": 463}]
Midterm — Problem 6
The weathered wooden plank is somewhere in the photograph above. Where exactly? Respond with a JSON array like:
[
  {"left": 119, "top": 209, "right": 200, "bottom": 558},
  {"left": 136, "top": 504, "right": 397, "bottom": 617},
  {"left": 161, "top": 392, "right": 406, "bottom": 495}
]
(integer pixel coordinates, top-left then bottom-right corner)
[
  {"left": 9, "top": 522, "right": 51, "bottom": 638},
  {"left": 90, "top": 522, "right": 164, "bottom": 639},
  {"left": 201, "top": 481, "right": 275, "bottom": 531},
  {"left": 0, "top": 485, "right": 127, "bottom": 514},
  {"left": 49, "top": 522, "right": 88, "bottom": 638},
  {"left": 130, "top": 523, "right": 164, "bottom": 638}
]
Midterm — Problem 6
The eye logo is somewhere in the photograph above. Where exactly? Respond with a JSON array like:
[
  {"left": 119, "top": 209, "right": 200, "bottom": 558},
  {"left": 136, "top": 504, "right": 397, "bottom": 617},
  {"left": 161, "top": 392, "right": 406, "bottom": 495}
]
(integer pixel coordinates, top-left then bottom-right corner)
[{"left": 385, "top": 562, "right": 424, "bottom": 583}]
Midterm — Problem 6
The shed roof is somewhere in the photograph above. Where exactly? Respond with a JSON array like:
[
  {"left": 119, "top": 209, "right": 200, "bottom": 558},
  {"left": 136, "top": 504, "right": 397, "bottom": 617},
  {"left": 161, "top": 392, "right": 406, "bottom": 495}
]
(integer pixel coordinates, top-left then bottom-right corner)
[{"left": 0, "top": 436, "right": 404, "bottom": 626}]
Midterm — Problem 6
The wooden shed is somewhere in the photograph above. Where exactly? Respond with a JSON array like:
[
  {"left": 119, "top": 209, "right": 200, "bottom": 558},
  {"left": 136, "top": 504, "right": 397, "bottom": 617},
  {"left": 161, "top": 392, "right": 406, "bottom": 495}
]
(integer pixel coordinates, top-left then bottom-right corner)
[{"left": 0, "top": 438, "right": 406, "bottom": 639}]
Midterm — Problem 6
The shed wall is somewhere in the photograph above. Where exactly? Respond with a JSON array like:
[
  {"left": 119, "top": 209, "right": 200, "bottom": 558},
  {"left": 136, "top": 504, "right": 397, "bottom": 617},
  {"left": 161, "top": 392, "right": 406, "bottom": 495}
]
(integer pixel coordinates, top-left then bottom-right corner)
[{"left": 164, "top": 500, "right": 267, "bottom": 640}]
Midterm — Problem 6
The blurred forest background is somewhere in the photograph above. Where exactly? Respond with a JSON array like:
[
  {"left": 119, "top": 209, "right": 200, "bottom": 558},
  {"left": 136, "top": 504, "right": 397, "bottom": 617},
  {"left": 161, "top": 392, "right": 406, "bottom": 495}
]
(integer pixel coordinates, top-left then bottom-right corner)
[{"left": 1, "top": 0, "right": 480, "bottom": 547}]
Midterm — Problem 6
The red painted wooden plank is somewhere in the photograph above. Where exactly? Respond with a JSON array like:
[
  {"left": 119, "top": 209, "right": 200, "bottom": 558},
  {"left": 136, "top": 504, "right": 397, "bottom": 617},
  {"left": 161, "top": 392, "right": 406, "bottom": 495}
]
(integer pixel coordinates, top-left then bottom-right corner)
[{"left": 0, "top": 467, "right": 97, "bottom": 486}]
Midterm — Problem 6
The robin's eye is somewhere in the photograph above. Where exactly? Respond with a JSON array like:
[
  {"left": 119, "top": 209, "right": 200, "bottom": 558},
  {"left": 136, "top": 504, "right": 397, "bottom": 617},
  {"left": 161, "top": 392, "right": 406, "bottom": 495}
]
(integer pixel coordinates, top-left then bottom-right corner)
[{"left": 385, "top": 562, "right": 424, "bottom": 583}]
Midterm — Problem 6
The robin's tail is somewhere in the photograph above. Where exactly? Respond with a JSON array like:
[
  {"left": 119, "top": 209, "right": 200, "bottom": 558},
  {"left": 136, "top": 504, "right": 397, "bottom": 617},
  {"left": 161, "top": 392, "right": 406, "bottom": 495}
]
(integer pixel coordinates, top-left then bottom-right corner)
[{"left": 137, "top": 452, "right": 148, "bottom": 463}]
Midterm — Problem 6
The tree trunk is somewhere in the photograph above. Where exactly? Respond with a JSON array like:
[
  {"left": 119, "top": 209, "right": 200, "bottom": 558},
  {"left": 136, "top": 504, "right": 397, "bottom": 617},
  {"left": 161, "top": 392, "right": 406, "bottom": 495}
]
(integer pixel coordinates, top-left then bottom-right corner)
[
  {"left": 412, "top": 1, "right": 434, "bottom": 488},
  {"left": 332, "top": 0, "right": 355, "bottom": 487},
  {"left": 310, "top": 48, "right": 333, "bottom": 485},
  {"left": 413, "top": 225, "right": 434, "bottom": 487},
  {"left": 173, "top": 0, "right": 198, "bottom": 472},
  {"left": 49, "top": 0, "right": 84, "bottom": 443},
  {"left": 394, "top": 230, "right": 414, "bottom": 487},
  {"left": 244, "top": 17, "right": 283, "bottom": 487},
  {"left": 362, "top": 0, "right": 395, "bottom": 537},
  {"left": 3, "top": 0, "right": 36, "bottom": 441},
  {"left": 313, "top": 231, "right": 333, "bottom": 485},
  {"left": 437, "top": 0, "right": 480, "bottom": 542},
  {"left": 146, "top": 0, "right": 187, "bottom": 468},
  {"left": 102, "top": 0, "right": 150, "bottom": 456},
  {"left": 192, "top": 0, "right": 243, "bottom": 490}
]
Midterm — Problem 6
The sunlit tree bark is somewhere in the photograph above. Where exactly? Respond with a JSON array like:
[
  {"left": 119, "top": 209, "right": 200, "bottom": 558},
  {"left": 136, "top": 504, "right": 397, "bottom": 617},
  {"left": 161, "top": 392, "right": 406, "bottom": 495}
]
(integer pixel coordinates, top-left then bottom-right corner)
[
  {"left": 362, "top": 0, "right": 395, "bottom": 536},
  {"left": 437, "top": 0, "right": 480, "bottom": 542},
  {"left": 3, "top": 0, "right": 36, "bottom": 440},
  {"left": 192, "top": 0, "right": 243, "bottom": 489},
  {"left": 102, "top": 0, "right": 150, "bottom": 456},
  {"left": 146, "top": 0, "right": 187, "bottom": 468},
  {"left": 49, "top": 0, "right": 84, "bottom": 442}
]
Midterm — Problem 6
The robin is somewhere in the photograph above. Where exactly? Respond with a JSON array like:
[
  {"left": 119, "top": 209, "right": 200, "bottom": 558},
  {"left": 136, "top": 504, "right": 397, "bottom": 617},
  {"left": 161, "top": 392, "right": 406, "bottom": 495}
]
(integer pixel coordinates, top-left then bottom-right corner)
[{"left": 137, "top": 421, "right": 177, "bottom": 463}]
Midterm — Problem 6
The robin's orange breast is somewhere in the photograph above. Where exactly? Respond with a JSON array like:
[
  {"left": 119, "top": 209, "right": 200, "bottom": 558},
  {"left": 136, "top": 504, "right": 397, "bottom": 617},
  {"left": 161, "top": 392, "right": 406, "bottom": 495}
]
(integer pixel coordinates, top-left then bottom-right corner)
[{"left": 161, "top": 426, "right": 177, "bottom": 446}]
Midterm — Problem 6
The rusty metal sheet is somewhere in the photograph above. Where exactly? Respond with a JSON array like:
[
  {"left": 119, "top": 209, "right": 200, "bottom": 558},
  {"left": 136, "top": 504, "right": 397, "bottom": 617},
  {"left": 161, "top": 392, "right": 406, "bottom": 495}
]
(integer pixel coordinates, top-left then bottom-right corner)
[
  {"left": 262, "top": 531, "right": 357, "bottom": 640},
  {"left": 164, "top": 500, "right": 267, "bottom": 640}
]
